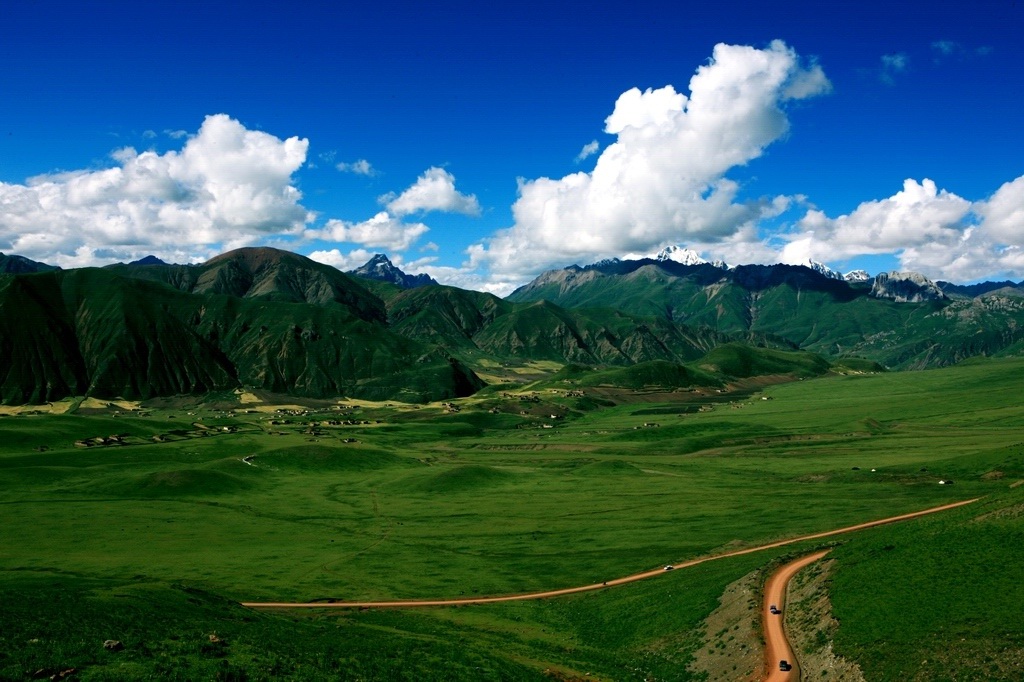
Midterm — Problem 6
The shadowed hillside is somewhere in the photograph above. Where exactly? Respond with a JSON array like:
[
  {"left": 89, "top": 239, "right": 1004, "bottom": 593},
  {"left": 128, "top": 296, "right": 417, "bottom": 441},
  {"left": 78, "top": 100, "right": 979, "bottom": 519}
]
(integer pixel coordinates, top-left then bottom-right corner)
[{"left": 0, "top": 267, "right": 481, "bottom": 404}]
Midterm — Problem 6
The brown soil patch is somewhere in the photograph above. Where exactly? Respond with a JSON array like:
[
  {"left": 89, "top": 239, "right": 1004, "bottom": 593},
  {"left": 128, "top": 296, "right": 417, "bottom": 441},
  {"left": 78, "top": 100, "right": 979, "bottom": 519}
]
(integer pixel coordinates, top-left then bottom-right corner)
[
  {"left": 972, "top": 502, "right": 1024, "bottom": 523},
  {"left": 785, "top": 558, "right": 865, "bottom": 681},
  {"left": 795, "top": 474, "right": 831, "bottom": 483},
  {"left": 688, "top": 569, "right": 762, "bottom": 682}
]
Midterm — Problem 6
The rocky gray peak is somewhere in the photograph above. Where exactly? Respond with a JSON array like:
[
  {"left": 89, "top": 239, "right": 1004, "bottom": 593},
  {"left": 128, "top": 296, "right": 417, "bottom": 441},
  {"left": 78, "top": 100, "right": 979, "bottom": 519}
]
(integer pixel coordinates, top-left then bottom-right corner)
[
  {"left": 349, "top": 254, "right": 438, "bottom": 288},
  {"left": 870, "top": 271, "right": 948, "bottom": 302},
  {"left": 844, "top": 269, "right": 871, "bottom": 283}
]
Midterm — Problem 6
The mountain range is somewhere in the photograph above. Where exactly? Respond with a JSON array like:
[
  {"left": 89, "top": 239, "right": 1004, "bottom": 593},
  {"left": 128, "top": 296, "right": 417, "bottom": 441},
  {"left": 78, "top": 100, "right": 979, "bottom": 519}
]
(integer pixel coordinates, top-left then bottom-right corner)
[
  {"left": 1, "top": 247, "right": 1022, "bottom": 404},
  {"left": 508, "top": 256, "right": 1024, "bottom": 368}
]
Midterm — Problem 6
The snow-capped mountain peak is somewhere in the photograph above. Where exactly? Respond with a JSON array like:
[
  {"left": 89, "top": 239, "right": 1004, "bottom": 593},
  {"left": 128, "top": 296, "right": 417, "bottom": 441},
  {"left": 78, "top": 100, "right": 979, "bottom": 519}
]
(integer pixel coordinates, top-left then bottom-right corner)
[
  {"left": 656, "top": 245, "right": 707, "bottom": 266},
  {"left": 651, "top": 245, "right": 729, "bottom": 269},
  {"left": 844, "top": 269, "right": 871, "bottom": 283},
  {"left": 794, "top": 258, "right": 843, "bottom": 280}
]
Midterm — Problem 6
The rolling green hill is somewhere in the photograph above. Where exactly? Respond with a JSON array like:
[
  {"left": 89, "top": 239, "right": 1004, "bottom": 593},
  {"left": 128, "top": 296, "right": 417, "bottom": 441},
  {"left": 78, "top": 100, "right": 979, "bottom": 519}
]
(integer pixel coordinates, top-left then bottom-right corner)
[
  {"left": 695, "top": 342, "right": 832, "bottom": 378},
  {"left": 554, "top": 359, "right": 722, "bottom": 390}
]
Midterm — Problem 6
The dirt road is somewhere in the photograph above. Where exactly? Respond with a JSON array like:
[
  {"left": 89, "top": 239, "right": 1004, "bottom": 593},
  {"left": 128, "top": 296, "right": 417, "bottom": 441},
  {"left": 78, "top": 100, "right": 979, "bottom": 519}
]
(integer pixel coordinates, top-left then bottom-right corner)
[
  {"left": 242, "top": 498, "right": 976, "bottom": 610},
  {"left": 762, "top": 550, "right": 831, "bottom": 681}
]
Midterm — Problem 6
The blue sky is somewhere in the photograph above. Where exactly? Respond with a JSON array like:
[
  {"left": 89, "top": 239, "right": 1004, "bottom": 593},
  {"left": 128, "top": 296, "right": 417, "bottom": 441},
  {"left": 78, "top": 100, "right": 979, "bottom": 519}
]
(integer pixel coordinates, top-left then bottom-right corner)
[{"left": 2, "top": 0, "right": 1023, "bottom": 293}]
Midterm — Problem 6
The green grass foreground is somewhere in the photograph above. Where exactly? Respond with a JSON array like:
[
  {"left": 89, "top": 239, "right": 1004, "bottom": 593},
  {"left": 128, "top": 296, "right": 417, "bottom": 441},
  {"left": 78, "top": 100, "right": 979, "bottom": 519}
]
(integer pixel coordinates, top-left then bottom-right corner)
[{"left": 1, "top": 358, "right": 1023, "bottom": 679}]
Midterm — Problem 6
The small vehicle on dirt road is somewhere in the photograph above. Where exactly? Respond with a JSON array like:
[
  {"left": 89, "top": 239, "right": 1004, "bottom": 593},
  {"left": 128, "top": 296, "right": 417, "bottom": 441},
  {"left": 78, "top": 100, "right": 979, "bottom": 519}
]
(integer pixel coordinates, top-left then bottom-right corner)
[
  {"left": 770, "top": 604, "right": 781, "bottom": 614},
  {"left": 663, "top": 565, "right": 674, "bottom": 571},
  {"left": 779, "top": 660, "right": 792, "bottom": 671}
]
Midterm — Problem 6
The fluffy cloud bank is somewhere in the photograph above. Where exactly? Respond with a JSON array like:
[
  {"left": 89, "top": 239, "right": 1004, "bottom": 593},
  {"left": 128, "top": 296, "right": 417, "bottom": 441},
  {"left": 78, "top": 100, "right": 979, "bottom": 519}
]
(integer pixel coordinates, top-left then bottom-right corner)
[
  {"left": 382, "top": 167, "right": 480, "bottom": 217},
  {"left": 0, "top": 114, "right": 311, "bottom": 266},
  {"left": 783, "top": 179, "right": 972, "bottom": 263},
  {"left": 301, "top": 167, "right": 480, "bottom": 257},
  {"left": 468, "top": 41, "right": 831, "bottom": 282},
  {"left": 0, "top": 116, "right": 451, "bottom": 268},
  {"left": 304, "top": 211, "right": 429, "bottom": 251},
  {"left": 782, "top": 175, "right": 1024, "bottom": 282}
]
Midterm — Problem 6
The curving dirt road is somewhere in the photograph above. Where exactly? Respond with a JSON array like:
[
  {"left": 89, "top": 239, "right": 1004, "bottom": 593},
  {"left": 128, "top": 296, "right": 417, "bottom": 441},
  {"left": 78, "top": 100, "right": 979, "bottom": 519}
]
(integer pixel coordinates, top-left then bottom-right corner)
[
  {"left": 242, "top": 498, "right": 976, "bottom": 610},
  {"left": 762, "top": 550, "right": 831, "bottom": 681}
]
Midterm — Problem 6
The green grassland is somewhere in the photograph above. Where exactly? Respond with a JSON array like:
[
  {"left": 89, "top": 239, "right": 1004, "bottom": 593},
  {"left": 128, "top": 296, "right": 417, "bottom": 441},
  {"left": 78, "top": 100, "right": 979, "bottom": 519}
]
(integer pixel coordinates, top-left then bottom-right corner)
[{"left": 2, "top": 358, "right": 1023, "bottom": 679}]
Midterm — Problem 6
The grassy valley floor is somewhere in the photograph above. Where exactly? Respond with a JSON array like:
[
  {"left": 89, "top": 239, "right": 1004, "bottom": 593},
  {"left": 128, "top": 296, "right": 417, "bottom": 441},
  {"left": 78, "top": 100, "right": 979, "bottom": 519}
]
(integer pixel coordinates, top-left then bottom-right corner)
[{"left": 1, "top": 358, "right": 1023, "bottom": 679}]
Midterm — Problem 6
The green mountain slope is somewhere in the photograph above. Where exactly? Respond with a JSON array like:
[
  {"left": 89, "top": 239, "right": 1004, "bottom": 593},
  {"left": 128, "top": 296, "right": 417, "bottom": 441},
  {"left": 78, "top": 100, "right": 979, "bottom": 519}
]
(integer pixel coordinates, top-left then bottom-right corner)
[
  {"left": 0, "top": 252, "right": 59, "bottom": 274},
  {"left": 106, "top": 247, "right": 386, "bottom": 323},
  {"left": 0, "top": 270, "right": 235, "bottom": 403},
  {"left": 0, "top": 268, "right": 481, "bottom": 404},
  {"left": 387, "top": 285, "right": 513, "bottom": 350},
  {"left": 471, "top": 300, "right": 718, "bottom": 365},
  {"left": 6, "top": 246, "right": 1023, "bottom": 404},
  {"left": 384, "top": 283, "right": 793, "bottom": 365},
  {"left": 509, "top": 260, "right": 1024, "bottom": 368}
]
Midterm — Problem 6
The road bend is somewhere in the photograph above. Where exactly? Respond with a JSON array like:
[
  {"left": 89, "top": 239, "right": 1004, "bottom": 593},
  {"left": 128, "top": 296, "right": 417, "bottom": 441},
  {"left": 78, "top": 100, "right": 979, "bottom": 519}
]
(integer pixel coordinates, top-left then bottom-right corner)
[
  {"left": 762, "top": 549, "right": 831, "bottom": 681},
  {"left": 242, "top": 498, "right": 976, "bottom": 610}
]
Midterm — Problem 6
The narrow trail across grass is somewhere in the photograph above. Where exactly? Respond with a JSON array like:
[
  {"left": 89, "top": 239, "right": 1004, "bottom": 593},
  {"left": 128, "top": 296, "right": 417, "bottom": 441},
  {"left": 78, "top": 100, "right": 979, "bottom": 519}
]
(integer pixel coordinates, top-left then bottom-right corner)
[{"left": 242, "top": 498, "right": 977, "bottom": 610}]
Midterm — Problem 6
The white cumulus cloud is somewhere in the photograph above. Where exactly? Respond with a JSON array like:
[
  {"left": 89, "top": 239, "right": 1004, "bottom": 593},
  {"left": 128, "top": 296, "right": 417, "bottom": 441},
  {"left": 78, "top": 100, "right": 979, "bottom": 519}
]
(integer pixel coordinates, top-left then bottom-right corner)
[
  {"left": 975, "top": 175, "right": 1024, "bottom": 244},
  {"left": 782, "top": 179, "right": 972, "bottom": 264},
  {"left": 304, "top": 211, "right": 429, "bottom": 251},
  {"left": 468, "top": 40, "right": 831, "bottom": 283},
  {"left": 0, "top": 114, "right": 311, "bottom": 266},
  {"left": 382, "top": 167, "right": 481, "bottom": 217},
  {"left": 782, "top": 174, "right": 1024, "bottom": 282}
]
